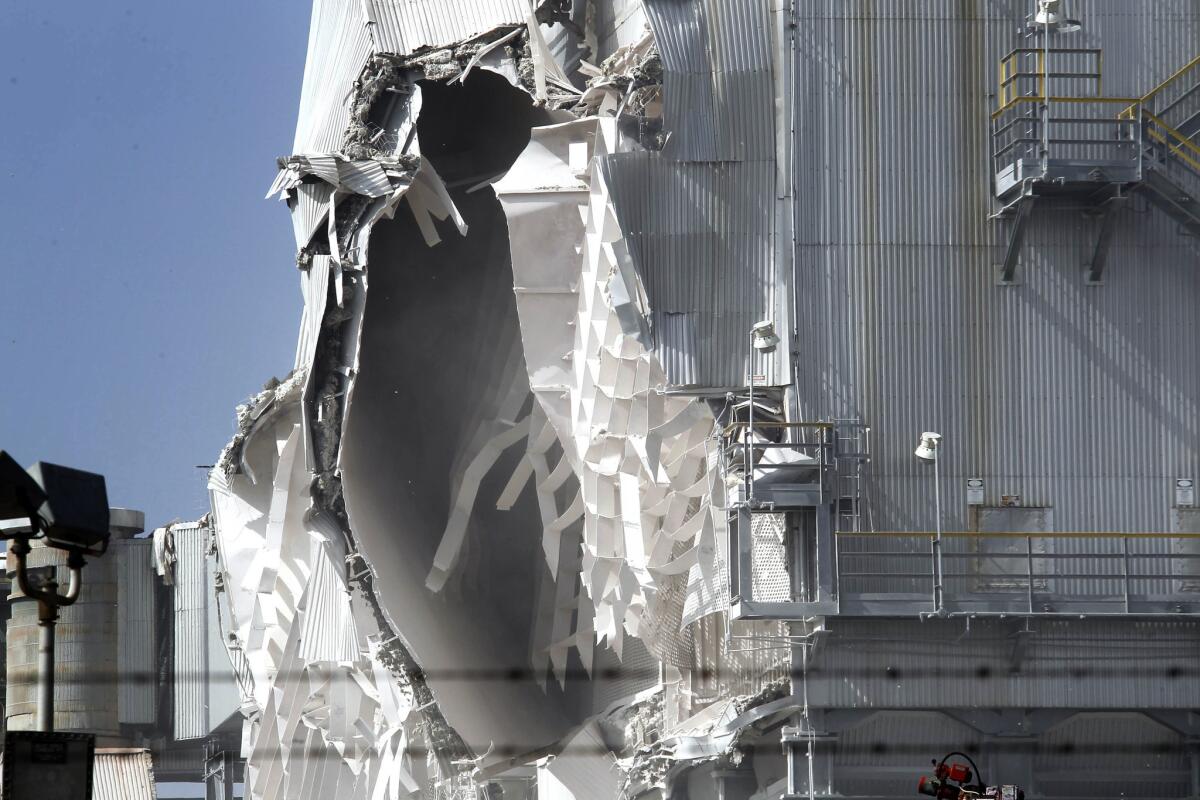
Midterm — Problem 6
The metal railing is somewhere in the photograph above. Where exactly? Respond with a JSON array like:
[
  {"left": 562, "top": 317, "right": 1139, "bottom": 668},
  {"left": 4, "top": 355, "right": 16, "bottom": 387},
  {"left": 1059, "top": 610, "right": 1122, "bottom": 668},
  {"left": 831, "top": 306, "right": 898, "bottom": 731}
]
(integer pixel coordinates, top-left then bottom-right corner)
[
  {"left": 722, "top": 420, "right": 834, "bottom": 508},
  {"left": 991, "top": 47, "right": 1200, "bottom": 204},
  {"left": 835, "top": 531, "right": 1200, "bottom": 616}
]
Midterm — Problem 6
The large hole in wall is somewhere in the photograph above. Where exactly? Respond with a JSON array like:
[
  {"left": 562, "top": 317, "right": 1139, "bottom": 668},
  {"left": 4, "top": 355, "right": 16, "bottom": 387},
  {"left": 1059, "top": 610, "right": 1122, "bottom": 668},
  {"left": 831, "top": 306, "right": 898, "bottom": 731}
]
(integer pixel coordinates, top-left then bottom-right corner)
[{"left": 340, "top": 71, "right": 586, "bottom": 756}]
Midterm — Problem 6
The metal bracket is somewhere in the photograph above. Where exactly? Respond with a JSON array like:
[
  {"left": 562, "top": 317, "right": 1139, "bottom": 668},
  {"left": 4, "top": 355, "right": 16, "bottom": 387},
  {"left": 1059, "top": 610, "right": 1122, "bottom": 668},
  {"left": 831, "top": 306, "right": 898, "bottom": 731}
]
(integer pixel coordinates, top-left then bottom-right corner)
[
  {"left": 996, "top": 195, "right": 1035, "bottom": 285},
  {"left": 1084, "top": 195, "right": 1127, "bottom": 284}
]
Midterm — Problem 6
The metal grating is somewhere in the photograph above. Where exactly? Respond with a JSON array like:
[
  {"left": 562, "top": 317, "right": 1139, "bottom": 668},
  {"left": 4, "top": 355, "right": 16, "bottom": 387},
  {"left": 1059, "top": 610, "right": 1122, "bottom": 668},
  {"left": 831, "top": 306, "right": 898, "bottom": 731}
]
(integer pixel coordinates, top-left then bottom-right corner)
[{"left": 749, "top": 512, "right": 791, "bottom": 602}]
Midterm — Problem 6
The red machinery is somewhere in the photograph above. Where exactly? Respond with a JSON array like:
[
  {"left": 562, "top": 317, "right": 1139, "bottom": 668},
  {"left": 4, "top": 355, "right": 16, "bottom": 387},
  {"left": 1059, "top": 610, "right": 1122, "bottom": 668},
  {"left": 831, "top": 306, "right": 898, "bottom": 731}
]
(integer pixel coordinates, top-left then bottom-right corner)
[{"left": 917, "top": 753, "right": 1024, "bottom": 800}]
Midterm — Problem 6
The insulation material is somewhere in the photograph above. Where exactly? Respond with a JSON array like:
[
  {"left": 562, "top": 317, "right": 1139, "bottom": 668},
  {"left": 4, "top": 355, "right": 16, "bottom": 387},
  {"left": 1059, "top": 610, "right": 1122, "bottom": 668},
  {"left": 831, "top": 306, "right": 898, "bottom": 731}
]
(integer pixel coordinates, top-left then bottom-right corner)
[{"left": 498, "top": 114, "right": 732, "bottom": 666}]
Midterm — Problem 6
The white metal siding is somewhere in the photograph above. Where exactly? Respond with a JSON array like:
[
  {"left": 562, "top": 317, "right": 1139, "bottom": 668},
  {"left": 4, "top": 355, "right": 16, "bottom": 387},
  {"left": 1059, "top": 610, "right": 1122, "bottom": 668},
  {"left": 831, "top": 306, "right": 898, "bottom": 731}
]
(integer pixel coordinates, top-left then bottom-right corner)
[
  {"left": 116, "top": 540, "right": 157, "bottom": 726},
  {"left": 173, "top": 525, "right": 208, "bottom": 740}
]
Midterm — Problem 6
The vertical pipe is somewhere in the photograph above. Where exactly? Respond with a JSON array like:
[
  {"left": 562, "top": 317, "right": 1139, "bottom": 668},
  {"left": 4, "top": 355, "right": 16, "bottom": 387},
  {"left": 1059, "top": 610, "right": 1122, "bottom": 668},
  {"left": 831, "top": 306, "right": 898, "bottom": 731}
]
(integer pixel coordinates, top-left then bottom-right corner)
[
  {"left": 37, "top": 603, "right": 56, "bottom": 733},
  {"left": 1026, "top": 536, "right": 1035, "bottom": 614},
  {"left": 932, "top": 456, "right": 944, "bottom": 613},
  {"left": 747, "top": 331, "right": 754, "bottom": 505},
  {"left": 1122, "top": 536, "right": 1131, "bottom": 613},
  {"left": 1040, "top": 21, "right": 1050, "bottom": 173}
]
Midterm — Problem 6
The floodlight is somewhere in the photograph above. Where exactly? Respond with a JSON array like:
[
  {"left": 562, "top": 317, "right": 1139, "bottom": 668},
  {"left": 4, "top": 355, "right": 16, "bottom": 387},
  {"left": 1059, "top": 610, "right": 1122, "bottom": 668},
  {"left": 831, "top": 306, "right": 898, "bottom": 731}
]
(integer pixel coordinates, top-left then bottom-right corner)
[
  {"left": 1034, "top": 0, "right": 1082, "bottom": 32},
  {"left": 751, "top": 320, "right": 780, "bottom": 352},
  {"left": 0, "top": 451, "right": 47, "bottom": 523},
  {"left": 26, "top": 462, "right": 111, "bottom": 554},
  {"left": 914, "top": 432, "right": 942, "bottom": 463}
]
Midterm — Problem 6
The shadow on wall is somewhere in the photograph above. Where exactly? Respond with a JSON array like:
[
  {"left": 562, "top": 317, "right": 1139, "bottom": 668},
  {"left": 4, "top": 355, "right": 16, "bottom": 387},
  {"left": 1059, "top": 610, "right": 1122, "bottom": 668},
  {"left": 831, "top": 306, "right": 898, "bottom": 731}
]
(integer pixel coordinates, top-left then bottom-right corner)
[{"left": 340, "top": 71, "right": 590, "bottom": 758}]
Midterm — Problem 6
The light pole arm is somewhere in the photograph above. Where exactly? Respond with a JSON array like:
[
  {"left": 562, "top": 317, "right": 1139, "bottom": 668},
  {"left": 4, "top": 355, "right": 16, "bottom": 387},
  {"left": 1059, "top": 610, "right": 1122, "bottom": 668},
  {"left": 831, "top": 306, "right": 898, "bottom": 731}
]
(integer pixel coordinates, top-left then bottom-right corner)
[{"left": 10, "top": 536, "right": 86, "bottom": 608}]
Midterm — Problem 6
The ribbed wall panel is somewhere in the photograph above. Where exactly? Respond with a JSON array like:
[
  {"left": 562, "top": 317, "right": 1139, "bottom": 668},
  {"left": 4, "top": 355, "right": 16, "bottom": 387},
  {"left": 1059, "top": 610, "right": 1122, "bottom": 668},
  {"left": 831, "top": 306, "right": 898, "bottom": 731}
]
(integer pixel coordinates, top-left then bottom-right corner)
[
  {"left": 297, "top": 542, "right": 360, "bottom": 664},
  {"left": 173, "top": 525, "right": 208, "bottom": 741},
  {"left": 116, "top": 540, "right": 157, "bottom": 726},
  {"left": 295, "top": 255, "right": 332, "bottom": 372},
  {"left": 809, "top": 618, "right": 1200, "bottom": 709},
  {"left": 792, "top": 0, "right": 1200, "bottom": 535},
  {"left": 294, "top": 0, "right": 373, "bottom": 155},
  {"left": 599, "top": 153, "right": 779, "bottom": 387},
  {"left": 291, "top": 177, "right": 335, "bottom": 252},
  {"left": 92, "top": 750, "right": 157, "bottom": 800},
  {"left": 364, "top": 0, "right": 532, "bottom": 54},
  {"left": 644, "top": 0, "right": 774, "bottom": 162}
]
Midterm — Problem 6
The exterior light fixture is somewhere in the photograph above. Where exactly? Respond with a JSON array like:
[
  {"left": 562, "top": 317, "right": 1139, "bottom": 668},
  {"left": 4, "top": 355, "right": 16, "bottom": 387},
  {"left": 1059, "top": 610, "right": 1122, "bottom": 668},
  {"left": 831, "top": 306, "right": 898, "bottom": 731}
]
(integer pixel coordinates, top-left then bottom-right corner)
[
  {"left": 914, "top": 432, "right": 942, "bottom": 463},
  {"left": 0, "top": 451, "right": 113, "bottom": 733},
  {"left": 751, "top": 320, "right": 780, "bottom": 352},
  {"left": 1034, "top": 0, "right": 1082, "bottom": 32},
  {"left": 914, "top": 433, "right": 945, "bottom": 616}
]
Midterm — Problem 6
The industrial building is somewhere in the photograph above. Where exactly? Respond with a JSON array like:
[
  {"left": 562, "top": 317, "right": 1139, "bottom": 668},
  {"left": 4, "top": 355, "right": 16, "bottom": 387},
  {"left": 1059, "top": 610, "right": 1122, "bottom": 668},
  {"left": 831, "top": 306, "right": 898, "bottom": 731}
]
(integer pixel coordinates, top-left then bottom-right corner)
[
  {"left": 3, "top": 515, "right": 247, "bottom": 797},
  {"left": 21, "top": 0, "right": 1195, "bottom": 798}
]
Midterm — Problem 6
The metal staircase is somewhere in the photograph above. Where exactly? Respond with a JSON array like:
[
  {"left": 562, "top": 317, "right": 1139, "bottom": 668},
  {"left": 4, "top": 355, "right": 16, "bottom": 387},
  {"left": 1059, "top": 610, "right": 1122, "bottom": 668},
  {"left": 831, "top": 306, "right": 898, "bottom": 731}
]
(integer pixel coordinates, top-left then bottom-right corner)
[
  {"left": 991, "top": 49, "right": 1200, "bottom": 282},
  {"left": 1133, "top": 57, "right": 1200, "bottom": 238}
]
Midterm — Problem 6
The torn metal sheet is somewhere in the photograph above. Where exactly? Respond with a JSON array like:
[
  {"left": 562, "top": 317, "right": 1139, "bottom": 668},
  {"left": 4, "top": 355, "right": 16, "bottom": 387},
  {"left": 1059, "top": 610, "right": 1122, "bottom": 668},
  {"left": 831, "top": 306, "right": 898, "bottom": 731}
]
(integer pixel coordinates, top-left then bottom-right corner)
[{"left": 212, "top": 2, "right": 795, "bottom": 798}]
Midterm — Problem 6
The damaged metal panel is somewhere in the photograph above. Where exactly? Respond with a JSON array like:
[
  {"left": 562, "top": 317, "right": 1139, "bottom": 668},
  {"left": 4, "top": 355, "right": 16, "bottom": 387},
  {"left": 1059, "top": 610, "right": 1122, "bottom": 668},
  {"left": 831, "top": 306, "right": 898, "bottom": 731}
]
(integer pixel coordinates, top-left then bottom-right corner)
[
  {"left": 297, "top": 540, "right": 360, "bottom": 664},
  {"left": 294, "top": 255, "right": 331, "bottom": 371},
  {"left": 115, "top": 539, "right": 157, "bottom": 726},
  {"left": 643, "top": 0, "right": 774, "bottom": 163},
  {"left": 597, "top": 153, "right": 779, "bottom": 388},
  {"left": 363, "top": 0, "right": 534, "bottom": 54},
  {"left": 91, "top": 749, "right": 157, "bottom": 800}
]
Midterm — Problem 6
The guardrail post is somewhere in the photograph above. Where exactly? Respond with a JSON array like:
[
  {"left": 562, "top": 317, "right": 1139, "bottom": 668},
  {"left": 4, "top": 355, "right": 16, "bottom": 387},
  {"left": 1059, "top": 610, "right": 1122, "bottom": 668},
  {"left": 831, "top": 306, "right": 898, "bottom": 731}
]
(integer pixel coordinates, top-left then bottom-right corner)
[
  {"left": 1122, "top": 536, "right": 1131, "bottom": 614},
  {"left": 1026, "top": 536, "right": 1035, "bottom": 615}
]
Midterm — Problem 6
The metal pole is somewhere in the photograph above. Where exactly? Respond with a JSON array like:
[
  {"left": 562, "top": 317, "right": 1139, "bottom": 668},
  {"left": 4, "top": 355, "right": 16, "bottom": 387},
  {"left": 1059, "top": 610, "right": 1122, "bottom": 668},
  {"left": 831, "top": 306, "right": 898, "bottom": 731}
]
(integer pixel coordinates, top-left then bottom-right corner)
[
  {"left": 932, "top": 455, "right": 944, "bottom": 613},
  {"left": 747, "top": 331, "right": 754, "bottom": 505},
  {"left": 1041, "top": 15, "right": 1051, "bottom": 174},
  {"left": 36, "top": 598, "right": 57, "bottom": 732}
]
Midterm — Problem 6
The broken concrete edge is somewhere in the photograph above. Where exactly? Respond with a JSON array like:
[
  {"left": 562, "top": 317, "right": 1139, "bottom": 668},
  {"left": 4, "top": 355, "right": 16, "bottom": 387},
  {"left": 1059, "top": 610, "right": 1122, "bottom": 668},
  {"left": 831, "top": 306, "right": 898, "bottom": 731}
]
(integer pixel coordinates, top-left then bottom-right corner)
[{"left": 214, "top": 370, "right": 307, "bottom": 481}]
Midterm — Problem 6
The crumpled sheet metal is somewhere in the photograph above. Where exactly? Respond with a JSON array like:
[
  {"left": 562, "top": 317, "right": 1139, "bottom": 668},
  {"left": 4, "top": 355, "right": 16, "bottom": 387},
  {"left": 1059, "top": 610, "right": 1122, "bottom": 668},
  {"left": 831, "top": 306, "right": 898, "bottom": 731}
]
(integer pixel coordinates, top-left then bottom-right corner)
[
  {"left": 208, "top": 401, "right": 418, "bottom": 800},
  {"left": 498, "top": 114, "right": 732, "bottom": 681}
]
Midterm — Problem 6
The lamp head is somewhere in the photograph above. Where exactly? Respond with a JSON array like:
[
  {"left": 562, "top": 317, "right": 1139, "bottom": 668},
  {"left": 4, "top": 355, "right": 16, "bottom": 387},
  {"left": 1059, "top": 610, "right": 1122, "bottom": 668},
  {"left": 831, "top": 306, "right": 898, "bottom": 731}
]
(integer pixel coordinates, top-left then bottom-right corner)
[
  {"left": 914, "top": 432, "right": 943, "bottom": 464},
  {"left": 25, "top": 462, "right": 111, "bottom": 555},
  {"left": 1034, "top": 0, "right": 1081, "bottom": 32},
  {"left": 751, "top": 320, "right": 780, "bottom": 353},
  {"left": 0, "top": 451, "right": 47, "bottom": 524}
]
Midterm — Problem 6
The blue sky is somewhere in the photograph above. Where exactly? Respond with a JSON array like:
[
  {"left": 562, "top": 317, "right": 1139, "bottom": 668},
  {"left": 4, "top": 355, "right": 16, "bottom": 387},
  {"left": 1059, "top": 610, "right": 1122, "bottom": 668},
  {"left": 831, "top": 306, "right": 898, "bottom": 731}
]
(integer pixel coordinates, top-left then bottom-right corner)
[{"left": 0, "top": 3, "right": 311, "bottom": 530}]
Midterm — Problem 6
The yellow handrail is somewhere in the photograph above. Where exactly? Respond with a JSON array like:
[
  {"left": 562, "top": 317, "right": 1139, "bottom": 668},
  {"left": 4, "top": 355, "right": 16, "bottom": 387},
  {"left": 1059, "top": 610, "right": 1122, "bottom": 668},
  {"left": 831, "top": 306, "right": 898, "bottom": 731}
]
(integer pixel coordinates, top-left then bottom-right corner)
[
  {"left": 1140, "top": 53, "right": 1200, "bottom": 104},
  {"left": 992, "top": 95, "right": 1142, "bottom": 121},
  {"left": 837, "top": 530, "right": 1200, "bottom": 539},
  {"left": 1122, "top": 54, "right": 1200, "bottom": 119},
  {"left": 1144, "top": 110, "right": 1200, "bottom": 172}
]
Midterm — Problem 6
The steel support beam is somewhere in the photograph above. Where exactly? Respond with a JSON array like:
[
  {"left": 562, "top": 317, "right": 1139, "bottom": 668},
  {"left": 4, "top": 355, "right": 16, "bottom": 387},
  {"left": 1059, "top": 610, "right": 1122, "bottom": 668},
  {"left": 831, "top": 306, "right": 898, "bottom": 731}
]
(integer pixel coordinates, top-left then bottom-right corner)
[
  {"left": 1084, "top": 196, "right": 1126, "bottom": 284},
  {"left": 997, "top": 195, "right": 1035, "bottom": 284}
]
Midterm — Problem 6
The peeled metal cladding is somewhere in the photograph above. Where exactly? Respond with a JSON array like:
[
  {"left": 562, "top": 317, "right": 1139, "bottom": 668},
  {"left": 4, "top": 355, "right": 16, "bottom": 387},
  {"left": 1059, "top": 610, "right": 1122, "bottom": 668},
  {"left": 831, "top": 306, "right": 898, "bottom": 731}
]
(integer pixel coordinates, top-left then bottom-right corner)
[
  {"left": 203, "top": 0, "right": 788, "bottom": 794},
  {"left": 205, "top": 0, "right": 1200, "bottom": 798}
]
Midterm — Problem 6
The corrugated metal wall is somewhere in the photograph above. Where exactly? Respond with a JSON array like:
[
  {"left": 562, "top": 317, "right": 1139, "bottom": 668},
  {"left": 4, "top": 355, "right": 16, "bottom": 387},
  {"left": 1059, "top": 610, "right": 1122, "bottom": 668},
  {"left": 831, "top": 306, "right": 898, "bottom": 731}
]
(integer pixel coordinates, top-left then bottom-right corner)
[
  {"left": 116, "top": 540, "right": 157, "bottom": 726},
  {"left": 363, "top": 0, "right": 531, "bottom": 54},
  {"left": 808, "top": 617, "right": 1200, "bottom": 709},
  {"left": 791, "top": 0, "right": 1200, "bottom": 534},
  {"left": 173, "top": 524, "right": 208, "bottom": 741},
  {"left": 607, "top": 0, "right": 783, "bottom": 389}
]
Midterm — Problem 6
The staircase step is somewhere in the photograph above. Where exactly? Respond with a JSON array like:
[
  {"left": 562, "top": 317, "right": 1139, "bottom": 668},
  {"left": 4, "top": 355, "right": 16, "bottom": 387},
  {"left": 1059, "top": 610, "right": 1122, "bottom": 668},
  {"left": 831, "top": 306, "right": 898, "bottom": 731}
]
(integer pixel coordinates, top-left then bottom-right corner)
[
  {"left": 1140, "top": 169, "right": 1200, "bottom": 237},
  {"left": 1177, "top": 107, "right": 1200, "bottom": 140}
]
